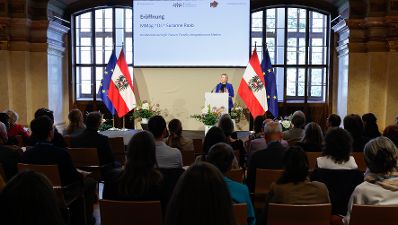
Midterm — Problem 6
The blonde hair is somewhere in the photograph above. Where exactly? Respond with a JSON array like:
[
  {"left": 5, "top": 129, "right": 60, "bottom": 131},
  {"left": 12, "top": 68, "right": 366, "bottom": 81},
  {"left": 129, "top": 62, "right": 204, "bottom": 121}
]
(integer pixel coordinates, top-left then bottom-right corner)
[{"left": 4, "top": 110, "right": 18, "bottom": 125}]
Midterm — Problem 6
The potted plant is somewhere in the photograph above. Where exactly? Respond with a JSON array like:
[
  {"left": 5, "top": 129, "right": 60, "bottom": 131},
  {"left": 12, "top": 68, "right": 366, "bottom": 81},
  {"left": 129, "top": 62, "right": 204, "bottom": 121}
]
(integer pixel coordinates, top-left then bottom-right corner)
[
  {"left": 230, "top": 104, "right": 244, "bottom": 126},
  {"left": 131, "top": 101, "right": 161, "bottom": 129},
  {"left": 191, "top": 105, "right": 224, "bottom": 134}
]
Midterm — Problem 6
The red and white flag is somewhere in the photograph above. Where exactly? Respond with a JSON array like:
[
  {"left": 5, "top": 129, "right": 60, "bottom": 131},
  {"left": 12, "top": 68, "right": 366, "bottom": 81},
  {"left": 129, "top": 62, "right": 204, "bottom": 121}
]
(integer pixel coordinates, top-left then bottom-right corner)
[
  {"left": 238, "top": 49, "right": 268, "bottom": 118},
  {"left": 108, "top": 49, "right": 136, "bottom": 117}
]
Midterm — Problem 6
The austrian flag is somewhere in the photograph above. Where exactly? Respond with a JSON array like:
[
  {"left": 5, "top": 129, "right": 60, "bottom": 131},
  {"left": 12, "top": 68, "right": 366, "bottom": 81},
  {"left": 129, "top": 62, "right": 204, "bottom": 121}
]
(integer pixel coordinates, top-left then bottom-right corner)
[
  {"left": 108, "top": 50, "right": 137, "bottom": 117},
  {"left": 238, "top": 49, "right": 268, "bottom": 118}
]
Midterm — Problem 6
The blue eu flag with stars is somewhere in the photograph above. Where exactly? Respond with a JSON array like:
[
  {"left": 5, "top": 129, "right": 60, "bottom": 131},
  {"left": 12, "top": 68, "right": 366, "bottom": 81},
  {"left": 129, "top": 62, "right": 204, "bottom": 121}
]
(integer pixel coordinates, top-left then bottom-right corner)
[
  {"left": 98, "top": 51, "right": 117, "bottom": 115},
  {"left": 261, "top": 48, "right": 279, "bottom": 118}
]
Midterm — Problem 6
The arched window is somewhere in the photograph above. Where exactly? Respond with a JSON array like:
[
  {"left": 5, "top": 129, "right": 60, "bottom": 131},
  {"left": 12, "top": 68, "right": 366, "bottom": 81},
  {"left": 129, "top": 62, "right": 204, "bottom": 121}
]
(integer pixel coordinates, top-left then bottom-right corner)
[
  {"left": 251, "top": 7, "right": 330, "bottom": 103},
  {"left": 73, "top": 7, "right": 133, "bottom": 101}
]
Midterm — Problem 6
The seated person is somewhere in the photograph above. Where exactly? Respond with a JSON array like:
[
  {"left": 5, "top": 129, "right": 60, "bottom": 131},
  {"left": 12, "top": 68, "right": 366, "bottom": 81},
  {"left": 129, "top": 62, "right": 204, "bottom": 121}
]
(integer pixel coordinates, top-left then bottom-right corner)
[
  {"left": 30, "top": 108, "right": 66, "bottom": 147},
  {"left": 326, "top": 114, "right": 342, "bottom": 130},
  {"left": 166, "top": 119, "right": 194, "bottom": 151},
  {"left": 4, "top": 109, "right": 30, "bottom": 145},
  {"left": 207, "top": 143, "right": 256, "bottom": 225},
  {"left": 383, "top": 125, "right": 398, "bottom": 147},
  {"left": 343, "top": 114, "right": 371, "bottom": 152},
  {"left": 63, "top": 109, "right": 86, "bottom": 137},
  {"left": 297, "top": 122, "right": 324, "bottom": 152},
  {"left": 283, "top": 111, "right": 306, "bottom": 146},
  {"left": 362, "top": 113, "right": 381, "bottom": 139},
  {"left": 148, "top": 115, "right": 182, "bottom": 169},
  {"left": 246, "top": 121, "right": 287, "bottom": 193},
  {"left": 0, "top": 122, "right": 21, "bottom": 180},
  {"left": 344, "top": 137, "right": 398, "bottom": 225}
]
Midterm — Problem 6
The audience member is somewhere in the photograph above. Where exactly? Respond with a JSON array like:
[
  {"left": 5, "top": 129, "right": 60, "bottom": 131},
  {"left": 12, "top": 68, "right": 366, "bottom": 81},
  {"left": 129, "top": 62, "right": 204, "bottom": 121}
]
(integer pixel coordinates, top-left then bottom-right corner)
[
  {"left": 148, "top": 115, "right": 182, "bottom": 169},
  {"left": 246, "top": 115, "right": 266, "bottom": 155},
  {"left": 0, "top": 122, "right": 20, "bottom": 180},
  {"left": 362, "top": 113, "right": 381, "bottom": 139},
  {"left": 207, "top": 143, "right": 256, "bottom": 225},
  {"left": 166, "top": 119, "right": 194, "bottom": 151},
  {"left": 103, "top": 131, "right": 165, "bottom": 206},
  {"left": 283, "top": 110, "right": 306, "bottom": 146},
  {"left": 344, "top": 137, "right": 398, "bottom": 225},
  {"left": 165, "top": 162, "right": 237, "bottom": 225},
  {"left": 0, "top": 171, "right": 65, "bottom": 225},
  {"left": 0, "top": 112, "right": 10, "bottom": 130},
  {"left": 31, "top": 108, "right": 66, "bottom": 147},
  {"left": 218, "top": 114, "right": 246, "bottom": 167},
  {"left": 297, "top": 122, "right": 324, "bottom": 152},
  {"left": 3, "top": 109, "right": 30, "bottom": 144},
  {"left": 64, "top": 109, "right": 86, "bottom": 137},
  {"left": 71, "top": 112, "right": 117, "bottom": 174},
  {"left": 247, "top": 121, "right": 286, "bottom": 193},
  {"left": 311, "top": 128, "right": 363, "bottom": 216},
  {"left": 383, "top": 125, "right": 398, "bottom": 147},
  {"left": 343, "top": 114, "right": 371, "bottom": 152},
  {"left": 326, "top": 114, "right": 341, "bottom": 130}
]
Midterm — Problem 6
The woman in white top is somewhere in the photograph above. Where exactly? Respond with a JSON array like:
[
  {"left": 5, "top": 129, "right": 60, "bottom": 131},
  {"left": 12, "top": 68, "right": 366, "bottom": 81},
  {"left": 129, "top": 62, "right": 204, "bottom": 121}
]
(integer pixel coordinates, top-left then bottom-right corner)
[{"left": 344, "top": 137, "right": 398, "bottom": 225}]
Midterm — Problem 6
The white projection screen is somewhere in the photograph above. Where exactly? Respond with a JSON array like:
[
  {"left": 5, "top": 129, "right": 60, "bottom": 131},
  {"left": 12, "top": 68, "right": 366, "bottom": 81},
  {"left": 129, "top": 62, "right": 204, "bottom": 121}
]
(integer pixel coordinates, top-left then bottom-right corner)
[{"left": 133, "top": 0, "right": 250, "bottom": 67}]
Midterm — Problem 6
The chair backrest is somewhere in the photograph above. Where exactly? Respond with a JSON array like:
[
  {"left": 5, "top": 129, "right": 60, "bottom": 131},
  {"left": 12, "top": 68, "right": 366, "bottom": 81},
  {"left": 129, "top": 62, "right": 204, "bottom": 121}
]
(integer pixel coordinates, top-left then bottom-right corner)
[
  {"left": 17, "top": 163, "right": 62, "bottom": 187},
  {"left": 349, "top": 204, "right": 398, "bottom": 225},
  {"left": 108, "top": 137, "right": 126, "bottom": 164},
  {"left": 233, "top": 203, "right": 248, "bottom": 225},
  {"left": 226, "top": 169, "right": 245, "bottom": 183},
  {"left": 99, "top": 200, "right": 163, "bottom": 225},
  {"left": 193, "top": 138, "right": 203, "bottom": 154},
  {"left": 352, "top": 152, "right": 367, "bottom": 171},
  {"left": 267, "top": 203, "right": 332, "bottom": 225},
  {"left": 255, "top": 169, "right": 283, "bottom": 194},
  {"left": 67, "top": 147, "right": 100, "bottom": 168},
  {"left": 181, "top": 150, "right": 195, "bottom": 167},
  {"left": 306, "top": 152, "right": 321, "bottom": 170}
]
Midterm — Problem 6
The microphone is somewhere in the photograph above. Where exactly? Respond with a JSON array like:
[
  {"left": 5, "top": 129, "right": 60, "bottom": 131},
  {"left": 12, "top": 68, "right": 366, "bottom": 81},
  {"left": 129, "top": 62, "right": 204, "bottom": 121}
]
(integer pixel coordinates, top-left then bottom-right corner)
[{"left": 211, "top": 84, "right": 218, "bottom": 93}]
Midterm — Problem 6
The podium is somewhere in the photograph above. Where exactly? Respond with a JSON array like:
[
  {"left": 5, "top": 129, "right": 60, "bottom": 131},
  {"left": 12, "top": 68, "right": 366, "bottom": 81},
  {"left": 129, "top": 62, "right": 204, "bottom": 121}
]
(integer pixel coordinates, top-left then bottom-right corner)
[{"left": 205, "top": 92, "right": 228, "bottom": 114}]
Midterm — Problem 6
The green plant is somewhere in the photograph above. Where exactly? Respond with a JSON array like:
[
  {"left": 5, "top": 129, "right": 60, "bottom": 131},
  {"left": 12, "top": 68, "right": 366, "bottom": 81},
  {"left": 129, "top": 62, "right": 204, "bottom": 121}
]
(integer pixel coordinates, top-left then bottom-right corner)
[
  {"left": 230, "top": 104, "right": 244, "bottom": 123},
  {"left": 99, "top": 118, "right": 113, "bottom": 131},
  {"left": 191, "top": 105, "right": 223, "bottom": 126},
  {"left": 130, "top": 101, "right": 161, "bottom": 121}
]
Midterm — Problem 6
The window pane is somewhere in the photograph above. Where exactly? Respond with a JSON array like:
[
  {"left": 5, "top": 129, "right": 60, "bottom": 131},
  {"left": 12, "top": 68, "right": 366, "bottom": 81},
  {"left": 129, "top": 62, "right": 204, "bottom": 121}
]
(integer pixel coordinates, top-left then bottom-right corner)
[
  {"left": 252, "top": 11, "right": 263, "bottom": 32},
  {"left": 286, "top": 68, "right": 297, "bottom": 96},
  {"left": 76, "top": 67, "right": 92, "bottom": 100},
  {"left": 96, "top": 67, "right": 104, "bottom": 95},
  {"left": 275, "top": 67, "right": 284, "bottom": 101},
  {"left": 298, "top": 68, "right": 305, "bottom": 96}
]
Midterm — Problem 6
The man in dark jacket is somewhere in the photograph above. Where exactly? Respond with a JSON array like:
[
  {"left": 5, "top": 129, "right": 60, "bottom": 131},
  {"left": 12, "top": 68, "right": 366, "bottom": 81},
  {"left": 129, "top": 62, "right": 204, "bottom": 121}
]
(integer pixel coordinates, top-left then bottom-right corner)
[{"left": 246, "top": 121, "right": 286, "bottom": 193}]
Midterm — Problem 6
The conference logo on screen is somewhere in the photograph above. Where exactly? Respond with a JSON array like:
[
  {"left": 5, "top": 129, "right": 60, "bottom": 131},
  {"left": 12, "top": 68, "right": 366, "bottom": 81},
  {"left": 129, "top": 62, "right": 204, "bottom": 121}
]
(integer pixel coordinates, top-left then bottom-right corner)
[{"left": 210, "top": 0, "right": 218, "bottom": 8}]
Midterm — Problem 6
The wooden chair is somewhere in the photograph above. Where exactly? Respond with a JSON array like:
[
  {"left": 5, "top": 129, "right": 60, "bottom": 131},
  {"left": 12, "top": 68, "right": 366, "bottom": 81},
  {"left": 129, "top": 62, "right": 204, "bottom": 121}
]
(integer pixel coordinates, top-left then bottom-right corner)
[
  {"left": 233, "top": 203, "right": 248, "bottom": 225},
  {"left": 226, "top": 168, "right": 245, "bottom": 183},
  {"left": 181, "top": 150, "right": 195, "bottom": 166},
  {"left": 99, "top": 200, "right": 162, "bottom": 225},
  {"left": 352, "top": 152, "right": 367, "bottom": 171},
  {"left": 63, "top": 135, "right": 72, "bottom": 148},
  {"left": 267, "top": 203, "right": 332, "bottom": 225},
  {"left": 108, "top": 137, "right": 126, "bottom": 165},
  {"left": 349, "top": 204, "right": 398, "bottom": 225},
  {"left": 306, "top": 152, "right": 321, "bottom": 171},
  {"left": 67, "top": 148, "right": 101, "bottom": 180},
  {"left": 254, "top": 169, "right": 283, "bottom": 208},
  {"left": 193, "top": 138, "right": 203, "bottom": 155}
]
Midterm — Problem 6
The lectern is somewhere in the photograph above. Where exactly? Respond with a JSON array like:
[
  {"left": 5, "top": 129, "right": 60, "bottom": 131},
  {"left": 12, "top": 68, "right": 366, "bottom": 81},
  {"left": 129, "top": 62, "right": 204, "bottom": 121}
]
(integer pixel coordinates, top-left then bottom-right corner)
[{"left": 205, "top": 92, "right": 228, "bottom": 114}]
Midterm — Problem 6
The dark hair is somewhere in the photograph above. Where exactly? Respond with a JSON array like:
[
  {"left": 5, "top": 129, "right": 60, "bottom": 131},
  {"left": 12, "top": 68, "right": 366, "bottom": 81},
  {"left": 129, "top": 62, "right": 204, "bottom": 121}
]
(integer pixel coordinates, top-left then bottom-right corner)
[
  {"left": 148, "top": 115, "right": 167, "bottom": 139},
  {"left": 277, "top": 146, "right": 309, "bottom": 184},
  {"left": 118, "top": 131, "right": 162, "bottom": 197},
  {"left": 0, "top": 113, "right": 10, "bottom": 129},
  {"left": 301, "top": 122, "right": 324, "bottom": 150},
  {"left": 327, "top": 114, "right": 341, "bottom": 127},
  {"left": 85, "top": 111, "right": 102, "bottom": 130},
  {"left": 265, "top": 111, "right": 275, "bottom": 120},
  {"left": 364, "top": 137, "right": 398, "bottom": 174},
  {"left": 30, "top": 116, "right": 53, "bottom": 140},
  {"left": 206, "top": 143, "right": 235, "bottom": 174},
  {"left": 218, "top": 114, "right": 234, "bottom": 137},
  {"left": 362, "top": 113, "right": 381, "bottom": 139},
  {"left": 0, "top": 171, "right": 65, "bottom": 225},
  {"left": 343, "top": 114, "right": 364, "bottom": 139},
  {"left": 291, "top": 111, "right": 306, "bottom": 129},
  {"left": 34, "top": 108, "right": 54, "bottom": 122},
  {"left": 323, "top": 128, "right": 353, "bottom": 163},
  {"left": 254, "top": 115, "right": 265, "bottom": 133},
  {"left": 202, "top": 126, "right": 227, "bottom": 156},
  {"left": 165, "top": 162, "right": 236, "bottom": 225},
  {"left": 167, "top": 119, "right": 184, "bottom": 149},
  {"left": 66, "top": 109, "right": 85, "bottom": 135},
  {"left": 383, "top": 125, "right": 398, "bottom": 147}
]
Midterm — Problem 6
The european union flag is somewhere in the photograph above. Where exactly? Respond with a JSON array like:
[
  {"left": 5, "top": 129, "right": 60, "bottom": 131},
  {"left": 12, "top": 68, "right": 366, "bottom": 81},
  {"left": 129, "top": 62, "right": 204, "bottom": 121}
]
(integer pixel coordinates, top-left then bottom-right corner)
[
  {"left": 98, "top": 51, "right": 117, "bottom": 115},
  {"left": 261, "top": 48, "right": 279, "bottom": 118}
]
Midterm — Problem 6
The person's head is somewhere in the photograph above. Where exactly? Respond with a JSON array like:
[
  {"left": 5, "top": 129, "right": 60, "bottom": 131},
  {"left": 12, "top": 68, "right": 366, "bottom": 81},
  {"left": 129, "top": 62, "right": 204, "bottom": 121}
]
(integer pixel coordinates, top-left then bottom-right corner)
[
  {"left": 203, "top": 126, "right": 227, "bottom": 155},
  {"left": 362, "top": 113, "right": 380, "bottom": 137},
  {"left": 364, "top": 136, "right": 398, "bottom": 174},
  {"left": 301, "top": 122, "right": 324, "bottom": 148},
  {"left": 0, "top": 171, "right": 65, "bottom": 225},
  {"left": 254, "top": 115, "right": 265, "bottom": 134},
  {"left": 323, "top": 128, "right": 353, "bottom": 163},
  {"left": 148, "top": 115, "right": 168, "bottom": 140},
  {"left": 68, "top": 109, "right": 84, "bottom": 126},
  {"left": 395, "top": 115, "right": 398, "bottom": 125},
  {"left": 85, "top": 111, "right": 102, "bottom": 130},
  {"left": 165, "top": 162, "right": 236, "bottom": 225},
  {"left": 220, "top": 73, "right": 228, "bottom": 84},
  {"left": 265, "top": 111, "right": 275, "bottom": 120},
  {"left": 291, "top": 110, "right": 306, "bottom": 129},
  {"left": 207, "top": 143, "right": 235, "bottom": 174},
  {"left": 30, "top": 116, "right": 54, "bottom": 141},
  {"left": 383, "top": 125, "right": 398, "bottom": 147},
  {"left": 4, "top": 109, "right": 19, "bottom": 125},
  {"left": 277, "top": 146, "right": 309, "bottom": 184},
  {"left": 0, "top": 121, "right": 8, "bottom": 144},
  {"left": 218, "top": 114, "right": 234, "bottom": 137},
  {"left": 343, "top": 114, "right": 364, "bottom": 139},
  {"left": 0, "top": 112, "right": 10, "bottom": 129},
  {"left": 327, "top": 114, "right": 341, "bottom": 128},
  {"left": 168, "top": 119, "right": 183, "bottom": 137},
  {"left": 263, "top": 121, "right": 283, "bottom": 142},
  {"left": 34, "top": 108, "right": 54, "bottom": 122}
]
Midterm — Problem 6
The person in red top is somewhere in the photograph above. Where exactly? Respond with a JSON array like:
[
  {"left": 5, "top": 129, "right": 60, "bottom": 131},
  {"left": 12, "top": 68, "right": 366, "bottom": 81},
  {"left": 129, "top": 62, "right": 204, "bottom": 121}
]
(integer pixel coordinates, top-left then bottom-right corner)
[{"left": 4, "top": 109, "right": 30, "bottom": 144}]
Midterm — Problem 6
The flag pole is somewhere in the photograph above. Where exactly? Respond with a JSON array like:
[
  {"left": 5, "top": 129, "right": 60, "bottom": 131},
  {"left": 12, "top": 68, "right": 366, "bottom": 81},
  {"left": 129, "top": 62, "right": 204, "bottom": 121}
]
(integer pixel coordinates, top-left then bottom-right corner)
[
  {"left": 112, "top": 115, "right": 115, "bottom": 128},
  {"left": 122, "top": 116, "right": 125, "bottom": 129}
]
